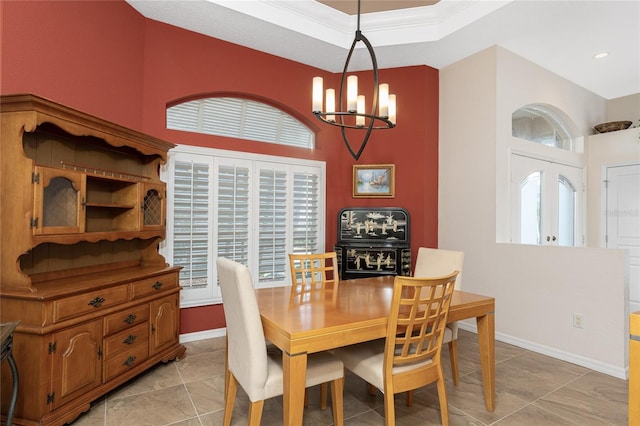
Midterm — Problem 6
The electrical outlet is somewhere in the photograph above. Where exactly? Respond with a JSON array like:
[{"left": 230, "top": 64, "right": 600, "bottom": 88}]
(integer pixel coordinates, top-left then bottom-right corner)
[{"left": 573, "top": 313, "right": 584, "bottom": 328}]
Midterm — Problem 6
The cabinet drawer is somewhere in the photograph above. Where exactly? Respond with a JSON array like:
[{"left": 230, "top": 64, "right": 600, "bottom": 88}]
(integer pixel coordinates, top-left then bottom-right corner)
[
  {"left": 103, "top": 343, "right": 149, "bottom": 382},
  {"left": 53, "top": 285, "right": 129, "bottom": 322},
  {"left": 130, "top": 274, "right": 177, "bottom": 300},
  {"left": 104, "top": 322, "right": 149, "bottom": 358},
  {"left": 104, "top": 304, "right": 150, "bottom": 336}
]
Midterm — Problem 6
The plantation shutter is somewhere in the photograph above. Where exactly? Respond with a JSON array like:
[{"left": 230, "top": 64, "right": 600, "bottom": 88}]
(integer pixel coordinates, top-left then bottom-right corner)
[
  {"left": 215, "top": 161, "right": 251, "bottom": 268},
  {"left": 162, "top": 145, "right": 325, "bottom": 305},
  {"left": 171, "top": 158, "right": 213, "bottom": 298},
  {"left": 291, "top": 169, "right": 321, "bottom": 254},
  {"left": 258, "top": 165, "right": 288, "bottom": 283}
]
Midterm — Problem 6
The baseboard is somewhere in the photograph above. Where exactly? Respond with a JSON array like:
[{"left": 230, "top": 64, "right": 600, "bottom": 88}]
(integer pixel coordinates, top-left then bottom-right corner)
[
  {"left": 457, "top": 322, "right": 628, "bottom": 380},
  {"left": 179, "top": 327, "right": 226, "bottom": 343}
]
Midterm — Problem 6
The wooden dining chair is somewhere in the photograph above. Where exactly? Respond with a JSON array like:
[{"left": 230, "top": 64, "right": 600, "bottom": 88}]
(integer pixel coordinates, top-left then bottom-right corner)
[
  {"left": 217, "top": 257, "right": 345, "bottom": 426},
  {"left": 334, "top": 272, "right": 459, "bottom": 426},
  {"left": 289, "top": 252, "right": 339, "bottom": 291},
  {"left": 288, "top": 251, "right": 339, "bottom": 409}
]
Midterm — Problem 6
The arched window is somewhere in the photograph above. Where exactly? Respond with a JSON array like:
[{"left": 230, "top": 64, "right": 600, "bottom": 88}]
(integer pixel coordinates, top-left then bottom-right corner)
[
  {"left": 512, "top": 104, "right": 575, "bottom": 151},
  {"left": 166, "top": 97, "right": 314, "bottom": 149}
]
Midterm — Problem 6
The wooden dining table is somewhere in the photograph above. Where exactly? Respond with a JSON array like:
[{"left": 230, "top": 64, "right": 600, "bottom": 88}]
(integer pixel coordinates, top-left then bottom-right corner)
[{"left": 255, "top": 275, "right": 496, "bottom": 425}]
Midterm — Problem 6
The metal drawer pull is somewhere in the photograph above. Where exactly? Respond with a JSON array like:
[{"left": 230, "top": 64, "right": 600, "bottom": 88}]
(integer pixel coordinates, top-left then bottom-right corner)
[
  {"left": 123, "top": 335, "right": 137, "bottom": 345},
  {"left": 88, "top": 297, "right": 105, "bottom": 307},
  {"left": 123, "top": 356, "right": 136, "bottom": 367},
  {"left": 123, "top": 314, "right": 137, "bottom": 324},
  {"left": 152, "top": 281, "right": 163, "bottom": 290}
]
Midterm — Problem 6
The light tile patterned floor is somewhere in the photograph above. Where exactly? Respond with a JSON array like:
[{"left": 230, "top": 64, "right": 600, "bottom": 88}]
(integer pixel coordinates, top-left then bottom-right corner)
[{"left": 70, "top": 330, "right": 628, "bottom": 425}]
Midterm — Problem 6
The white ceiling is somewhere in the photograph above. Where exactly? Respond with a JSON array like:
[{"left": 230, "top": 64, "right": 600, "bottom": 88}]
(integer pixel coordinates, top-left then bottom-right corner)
[{"left": 127, "top": 0, "right": 640, "bottom": 100}]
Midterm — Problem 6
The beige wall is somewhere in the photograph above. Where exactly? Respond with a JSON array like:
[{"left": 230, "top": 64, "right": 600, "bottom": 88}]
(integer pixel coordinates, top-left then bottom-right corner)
[
  {"left": 439, "top": 46, "right": 630, "bottom": 378},
  {"left": 606, "top": 94, "right": 640, "bottom": 127}
]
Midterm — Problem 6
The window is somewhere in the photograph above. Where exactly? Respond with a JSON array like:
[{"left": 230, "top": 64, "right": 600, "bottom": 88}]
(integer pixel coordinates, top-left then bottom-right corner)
[
  {"left": 161, "top": 145, "right": 325, "bottom": 307},
  {"left": 512, "top": 104, "right": 575, "bottom": 151},
  {"left": 167, "top": 97, "right": 315, "bottom": 149}
]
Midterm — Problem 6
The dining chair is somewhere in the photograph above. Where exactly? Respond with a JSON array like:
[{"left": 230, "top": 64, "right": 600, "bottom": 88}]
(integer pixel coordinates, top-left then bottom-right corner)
[
  {"left": 216, "top": 257, "right": 345, "bottom": 426},
  {"left": 288, "top": 252, "right": 339, "bottom": 293},
  {"left": 334, "top": 272, "right": 459, "bottom": 426},
  {"left": 288, "top": 251, "right": 339, "bottom": 409},
  {"left": 413, "top": 247, "right": 465, "bottom": 386}
]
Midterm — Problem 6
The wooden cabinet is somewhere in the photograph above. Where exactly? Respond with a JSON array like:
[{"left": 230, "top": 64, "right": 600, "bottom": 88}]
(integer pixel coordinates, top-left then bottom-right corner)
[
  {"left": 51, "top": 320, "right": 103, "bottom": 410},
  {"left": 0, "top": 94, "right": 186, "bottom": 425},
  {"left": 150, "top": 294, "right": 180, "bottom": 356}
]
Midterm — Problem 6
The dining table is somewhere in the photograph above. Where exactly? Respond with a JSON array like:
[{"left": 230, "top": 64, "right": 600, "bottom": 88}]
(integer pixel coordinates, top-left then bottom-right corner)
[{"left": 255, "top": 275, "right": 496, "bottom": 425}]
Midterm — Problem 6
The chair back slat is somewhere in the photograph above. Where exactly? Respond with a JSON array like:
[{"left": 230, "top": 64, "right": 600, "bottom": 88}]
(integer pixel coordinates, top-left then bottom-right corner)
[{"left": 386, "top": 272, "right": 458, "bottom": 369}]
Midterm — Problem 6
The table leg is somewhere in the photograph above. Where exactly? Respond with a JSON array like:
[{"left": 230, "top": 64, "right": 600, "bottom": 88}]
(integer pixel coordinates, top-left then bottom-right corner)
[
  {"left": 476, "top": 312, "right": 495, "bottom": 411},
  {"left": 282, "top": 351, "right": 307, "bottom": 426}
]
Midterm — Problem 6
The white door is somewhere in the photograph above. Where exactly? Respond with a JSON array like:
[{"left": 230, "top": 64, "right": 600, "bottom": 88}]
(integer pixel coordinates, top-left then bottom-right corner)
[
  {"left": 511, "top": 154, "right": 584, "bottom": 246},
  {"left": 605, "top": 164, "right": 640, "bottom": 313}
]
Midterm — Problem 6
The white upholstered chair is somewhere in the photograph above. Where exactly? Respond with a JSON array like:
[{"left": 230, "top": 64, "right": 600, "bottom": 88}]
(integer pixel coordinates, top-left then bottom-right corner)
[
  {"left": 334, "top": 272, "right": 459, "bottom": 426},
  {"left": 413, "top": 247, "right": 464, "bottom": 386},
  {"left": 217, "top": 257, "right": 345, "bottom": 426}
]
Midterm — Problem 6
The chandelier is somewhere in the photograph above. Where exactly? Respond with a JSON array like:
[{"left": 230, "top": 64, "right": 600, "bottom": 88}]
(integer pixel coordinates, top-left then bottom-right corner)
[{"left": 312, "top": 0, "right": 396, "bottom": 160}]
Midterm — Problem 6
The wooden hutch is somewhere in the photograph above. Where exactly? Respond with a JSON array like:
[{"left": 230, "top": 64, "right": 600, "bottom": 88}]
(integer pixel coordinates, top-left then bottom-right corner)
[{"left": 0, "top": 94, "right": 185, "bottom": 425}]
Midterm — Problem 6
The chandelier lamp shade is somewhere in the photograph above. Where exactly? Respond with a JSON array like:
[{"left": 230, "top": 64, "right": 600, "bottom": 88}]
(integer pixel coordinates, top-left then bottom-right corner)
[{"left": 312, "top": 0, "right": 396, "bottom": 160}]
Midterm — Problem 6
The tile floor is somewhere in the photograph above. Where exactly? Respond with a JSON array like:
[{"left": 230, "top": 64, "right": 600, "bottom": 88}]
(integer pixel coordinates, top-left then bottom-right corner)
[{"left": 71, "top": 330, "right": 628, "bottom": 425}]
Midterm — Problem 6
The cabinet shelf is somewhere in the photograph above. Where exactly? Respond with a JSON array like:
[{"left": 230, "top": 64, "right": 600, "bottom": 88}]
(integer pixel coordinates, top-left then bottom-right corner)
[
  {"left": 33, "top": 230, "right": 164, "bottom": 246},
  {"left": 86, "top": 203, "right": 136, "bottom": 209}
]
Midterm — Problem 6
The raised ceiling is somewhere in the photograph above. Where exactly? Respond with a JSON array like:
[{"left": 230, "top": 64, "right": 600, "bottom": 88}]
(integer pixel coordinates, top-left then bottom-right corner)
[
  {"left": 127, "top": 0, "right": 639, "bottom": 100},
  {"left": 318, "top": 0, "right": 440, "bottom": 15}
]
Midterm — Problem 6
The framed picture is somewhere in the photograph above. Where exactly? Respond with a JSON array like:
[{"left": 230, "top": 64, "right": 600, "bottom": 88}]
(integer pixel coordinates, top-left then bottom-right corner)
[{"left": 353, "top": 164, "right": 395, "bottom": 198}]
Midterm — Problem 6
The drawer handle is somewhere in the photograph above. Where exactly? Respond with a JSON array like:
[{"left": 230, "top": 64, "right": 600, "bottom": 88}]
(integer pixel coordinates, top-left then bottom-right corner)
[
  {"left": 123, "top": 314, "right": 137, "bottom": 324},
  {"left": 88, "top": 297, "right": 105, "bottom": 307},
  {"left": 123, "top": 356, "right": 137, "bottom": 367},
  {"left": 152, "top": 281, "right": 163, "bottom": 290},
  {"left": 123, "top": 335, "right": 137, "bottom": 345}
]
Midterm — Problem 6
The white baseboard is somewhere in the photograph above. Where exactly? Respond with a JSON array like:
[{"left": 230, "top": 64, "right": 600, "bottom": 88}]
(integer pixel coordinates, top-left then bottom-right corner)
[
  {"left": 179, "top": 327, "right": 226, "bottom": 343},
  {"left": 457, "top": 322, "right": 628, "bottom": 380}
]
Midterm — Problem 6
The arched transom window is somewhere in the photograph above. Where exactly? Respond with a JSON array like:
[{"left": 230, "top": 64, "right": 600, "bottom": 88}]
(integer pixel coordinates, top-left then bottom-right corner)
[
  {"left": 512, "top": 104, "right": 575, "bottom": 151},
  {"left": 167, "top": 97, "right": 314, "bottom": 149}
]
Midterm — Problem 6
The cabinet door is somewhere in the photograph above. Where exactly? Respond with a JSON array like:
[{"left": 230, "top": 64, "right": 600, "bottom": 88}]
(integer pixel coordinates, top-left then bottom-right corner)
[
  {"left": 50, "top": 319, "right": 102, "bottom": 410},
  {"left": 141, "top": 183, "right": 166, "bottom": 230},
  {"left": 149, "top": 294, "right": 179, "bottom": 356},
  {"left": 33, "top": 166, "right": 86, "bottom": 235}
]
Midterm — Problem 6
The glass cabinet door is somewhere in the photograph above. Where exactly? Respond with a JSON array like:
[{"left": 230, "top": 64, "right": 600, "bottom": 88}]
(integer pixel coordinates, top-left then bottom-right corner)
[
  {"left": 141, "top": 183, "right": 165, "bottom": 230},
  {"left": 33, "top": 166, "right": 86, "bottom": 235}
]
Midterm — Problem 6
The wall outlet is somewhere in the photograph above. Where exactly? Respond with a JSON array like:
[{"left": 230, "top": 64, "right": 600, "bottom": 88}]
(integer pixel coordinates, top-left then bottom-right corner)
[{"left": 573, "top": 313, "right": 584, "bottom": 328}]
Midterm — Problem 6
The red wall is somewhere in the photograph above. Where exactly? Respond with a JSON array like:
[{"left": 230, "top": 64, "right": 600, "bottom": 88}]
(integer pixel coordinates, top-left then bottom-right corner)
[{"left": 1, "top": 0, "right": 439, "bottom": 335}]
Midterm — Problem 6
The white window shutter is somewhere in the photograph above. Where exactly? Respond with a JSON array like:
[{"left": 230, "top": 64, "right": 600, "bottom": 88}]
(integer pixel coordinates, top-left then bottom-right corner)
[
  {"left": 291, "top": 169, "right": 321, "bottom": 254},
  {"left": 257, "top": 164, "right": 288, "bottom": 283},
  {"left": 162, "top": 145, "right": 325, "bottom": 305},
  {"left": 164, "top": 154, "right": 216, "bottom": 307},
  {"left": 215, "top": 161, "right": 251, "bottom": 268}
]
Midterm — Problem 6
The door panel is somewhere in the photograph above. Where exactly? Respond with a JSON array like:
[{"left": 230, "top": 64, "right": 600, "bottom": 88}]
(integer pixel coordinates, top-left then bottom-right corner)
[
  {"left": 606, "top": 164, "right": 640, "bottom": 312},
  {"left": 511, "top": 154, "right": 584, "bottom": 246}
]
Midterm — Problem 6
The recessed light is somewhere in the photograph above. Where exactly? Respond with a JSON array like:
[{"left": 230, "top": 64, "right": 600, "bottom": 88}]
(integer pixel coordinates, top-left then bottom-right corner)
[{"left": 593, "top": 52, "right": 609, "bottom": 59}]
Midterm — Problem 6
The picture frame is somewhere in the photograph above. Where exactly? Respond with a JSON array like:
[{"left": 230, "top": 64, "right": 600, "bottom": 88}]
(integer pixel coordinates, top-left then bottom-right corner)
[{"left": 352, "top": 164, "right": 395, "bottom": 198}]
